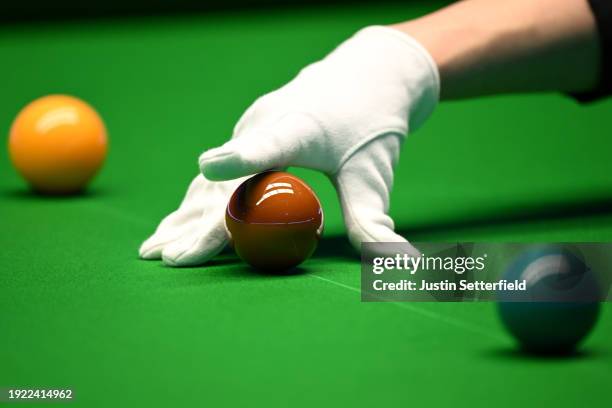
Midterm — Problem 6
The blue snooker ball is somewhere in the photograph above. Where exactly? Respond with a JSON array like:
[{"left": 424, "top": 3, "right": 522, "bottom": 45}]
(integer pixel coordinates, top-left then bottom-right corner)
[{"left": 497, "top": 246, "right": 601, "bottom": 353}]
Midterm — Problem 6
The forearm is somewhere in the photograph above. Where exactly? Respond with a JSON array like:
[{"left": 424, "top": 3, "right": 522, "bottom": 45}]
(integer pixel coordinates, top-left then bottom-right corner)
[{"left": 390, "top": 0, "right": 600, "bottom": 100}]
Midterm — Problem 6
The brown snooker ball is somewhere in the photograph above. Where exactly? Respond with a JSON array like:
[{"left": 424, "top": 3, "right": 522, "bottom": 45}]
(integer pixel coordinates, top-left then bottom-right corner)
[{"left": 226, "top": 171, "right": 323, "bottom": 272}]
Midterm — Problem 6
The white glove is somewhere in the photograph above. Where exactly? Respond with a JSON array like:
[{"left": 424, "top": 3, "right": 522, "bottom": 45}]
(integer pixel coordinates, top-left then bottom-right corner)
[
  {"left": 140, "top": 26, "right": 439, "bottom": 266},
  {"left": 139, "top": 174, "right": 246, "bottom": 265}
]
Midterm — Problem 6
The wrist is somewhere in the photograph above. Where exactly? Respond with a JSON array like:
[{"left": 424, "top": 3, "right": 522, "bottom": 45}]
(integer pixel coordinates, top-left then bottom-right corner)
[{"left": 389, "top": 0, "right": 600, "bottom": 99}]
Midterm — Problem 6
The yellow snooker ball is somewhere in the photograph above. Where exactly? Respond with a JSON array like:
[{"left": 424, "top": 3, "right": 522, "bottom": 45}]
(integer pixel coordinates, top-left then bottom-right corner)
[{"left": 9, "top": 95, "right": 108, "bottom": 194}]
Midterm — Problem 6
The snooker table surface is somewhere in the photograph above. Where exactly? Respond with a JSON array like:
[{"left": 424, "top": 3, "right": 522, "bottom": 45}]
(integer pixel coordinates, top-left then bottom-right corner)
[{"left": 1, "top": 2, "right": 611, "bottom": 407}]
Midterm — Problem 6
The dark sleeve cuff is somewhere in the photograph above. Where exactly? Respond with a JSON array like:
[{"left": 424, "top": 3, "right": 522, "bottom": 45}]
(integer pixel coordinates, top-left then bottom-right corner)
[{"left": 569, "top": 0, "right": 612, "bottom": 103}]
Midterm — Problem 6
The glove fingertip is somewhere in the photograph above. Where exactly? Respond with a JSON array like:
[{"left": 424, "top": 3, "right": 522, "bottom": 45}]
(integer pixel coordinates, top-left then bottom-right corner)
[
  {"left": 139, "top": 241, "right": 164, "bottom": 260},
  {"left": 199, "top": 148, "right": 245, "bottom": 181}
]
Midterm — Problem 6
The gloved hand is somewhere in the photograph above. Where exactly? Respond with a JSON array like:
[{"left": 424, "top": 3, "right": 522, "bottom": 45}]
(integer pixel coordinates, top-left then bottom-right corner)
[
  {"left": 140, "top": 26, "right": 439, "bottom": 266},
  {"left": 139, "top": 174, "right": 247, "bottom": 265}
]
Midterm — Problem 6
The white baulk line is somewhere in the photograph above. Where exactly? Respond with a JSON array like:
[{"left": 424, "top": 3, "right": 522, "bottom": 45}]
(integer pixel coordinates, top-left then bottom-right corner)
[{"left": 310, "top": 273, "right": 505, "bottom": 341}]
